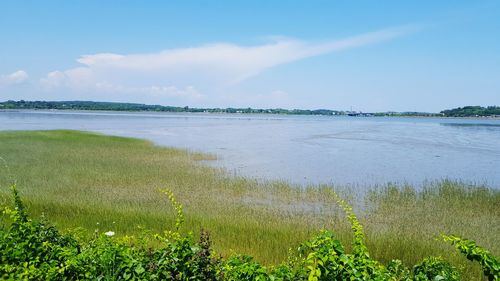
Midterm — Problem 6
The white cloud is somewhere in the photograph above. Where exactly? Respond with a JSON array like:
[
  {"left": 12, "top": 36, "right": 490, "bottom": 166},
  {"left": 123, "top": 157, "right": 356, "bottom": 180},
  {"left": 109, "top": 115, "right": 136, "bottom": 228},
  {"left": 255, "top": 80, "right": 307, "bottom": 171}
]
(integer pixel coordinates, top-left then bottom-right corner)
[
  {"left": 0, "top": 70, "right": 29, "bottom": 86},
  {"left": 94, "top": 82, "right": 204, "bottom": 101},
  {"left": 40, "top": 25, "right": 417, "bottom": 104}
]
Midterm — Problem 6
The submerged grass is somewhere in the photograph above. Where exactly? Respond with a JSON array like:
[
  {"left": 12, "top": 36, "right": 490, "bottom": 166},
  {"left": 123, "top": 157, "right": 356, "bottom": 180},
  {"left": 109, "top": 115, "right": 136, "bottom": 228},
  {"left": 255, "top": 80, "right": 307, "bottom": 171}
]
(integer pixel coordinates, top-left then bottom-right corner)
[{"left": 0, "top": 130, "right": 498, "bottom": 279}]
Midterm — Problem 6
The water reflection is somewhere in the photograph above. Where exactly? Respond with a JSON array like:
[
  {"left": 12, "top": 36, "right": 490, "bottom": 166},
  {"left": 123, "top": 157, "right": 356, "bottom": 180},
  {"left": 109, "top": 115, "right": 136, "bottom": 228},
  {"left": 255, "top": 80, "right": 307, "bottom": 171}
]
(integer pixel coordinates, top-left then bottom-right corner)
[{"left": 440, "top": 122, "right": 500, "bottom": 132}]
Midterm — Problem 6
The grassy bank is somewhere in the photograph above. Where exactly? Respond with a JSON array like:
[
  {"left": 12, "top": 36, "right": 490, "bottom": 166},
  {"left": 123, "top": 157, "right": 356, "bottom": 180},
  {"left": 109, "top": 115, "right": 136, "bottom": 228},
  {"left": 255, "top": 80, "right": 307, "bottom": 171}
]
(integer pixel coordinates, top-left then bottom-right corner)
[{"left": 0, "top": 130, "right": 498, "bottom": 279}]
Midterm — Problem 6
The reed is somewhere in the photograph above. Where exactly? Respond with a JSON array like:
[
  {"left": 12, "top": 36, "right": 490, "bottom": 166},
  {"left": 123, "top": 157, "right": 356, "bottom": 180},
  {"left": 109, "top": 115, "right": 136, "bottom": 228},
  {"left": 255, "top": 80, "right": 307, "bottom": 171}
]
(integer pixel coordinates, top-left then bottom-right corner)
[{"left": 0, "top": 130, "right": 498, "bottom": 279}]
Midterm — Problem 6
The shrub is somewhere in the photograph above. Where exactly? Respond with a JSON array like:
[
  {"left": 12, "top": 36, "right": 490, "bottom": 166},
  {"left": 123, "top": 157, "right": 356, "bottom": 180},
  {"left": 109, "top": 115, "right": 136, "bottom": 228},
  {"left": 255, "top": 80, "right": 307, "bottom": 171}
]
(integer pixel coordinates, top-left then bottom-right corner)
[
  {"left": 413, "top": 257, "right": 460, "bottom": 281},
  {"left": 443, "top": 235, "right": 500, "bottom": 281},
  {"left": 1, "top": 185, "right": 498, "bottom": 280}
]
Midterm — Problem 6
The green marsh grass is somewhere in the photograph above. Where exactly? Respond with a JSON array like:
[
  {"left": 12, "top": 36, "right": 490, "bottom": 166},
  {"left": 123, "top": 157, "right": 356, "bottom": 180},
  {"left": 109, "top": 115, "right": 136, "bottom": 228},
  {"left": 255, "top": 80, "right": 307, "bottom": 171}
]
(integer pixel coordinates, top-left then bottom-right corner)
[{"left": 0, "top": 130, "right": 498, "bottom": 279}]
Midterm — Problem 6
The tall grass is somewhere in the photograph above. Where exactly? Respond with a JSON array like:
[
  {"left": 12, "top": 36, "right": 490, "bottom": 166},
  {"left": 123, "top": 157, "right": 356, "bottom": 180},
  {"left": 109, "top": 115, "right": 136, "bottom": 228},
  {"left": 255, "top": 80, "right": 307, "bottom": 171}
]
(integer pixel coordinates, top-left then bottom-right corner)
[{"left": 0, "top": 130, "right": 498, "bottom": 279}]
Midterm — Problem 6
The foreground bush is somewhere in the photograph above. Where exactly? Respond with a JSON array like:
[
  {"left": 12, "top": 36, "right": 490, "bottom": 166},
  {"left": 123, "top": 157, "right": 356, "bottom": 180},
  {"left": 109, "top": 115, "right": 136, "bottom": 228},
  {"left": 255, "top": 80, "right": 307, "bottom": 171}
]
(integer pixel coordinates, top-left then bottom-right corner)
[{"left": 1, "top": 185, "right": 498, "bottom": 280}]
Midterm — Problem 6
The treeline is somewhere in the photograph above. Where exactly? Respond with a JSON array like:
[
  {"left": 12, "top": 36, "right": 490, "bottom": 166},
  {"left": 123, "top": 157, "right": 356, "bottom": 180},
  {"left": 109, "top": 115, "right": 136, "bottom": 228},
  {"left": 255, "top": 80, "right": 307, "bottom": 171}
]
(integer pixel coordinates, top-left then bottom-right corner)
[
  {"left": 373, "top": 111, "right": 440, "bottom": 117},
  {"left": 0, "top": 100, "right": 343, "bottom": 116},
  {"left": 0, "top": 100, "right": 438, "bottom": 116},
  {"left": 2, "top": 100, "right": 499, "bottom": 117},
  {"left": 441, "top": 106, "right": 500, "bottom": 117}
]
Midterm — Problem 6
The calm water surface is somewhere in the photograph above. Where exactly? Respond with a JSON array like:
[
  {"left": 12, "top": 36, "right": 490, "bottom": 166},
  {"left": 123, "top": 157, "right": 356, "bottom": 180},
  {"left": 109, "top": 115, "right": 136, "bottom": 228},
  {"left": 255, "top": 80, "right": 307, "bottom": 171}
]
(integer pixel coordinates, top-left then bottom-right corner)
[{"left": 1, "top": 110, "right": 499, "bottom": 188}]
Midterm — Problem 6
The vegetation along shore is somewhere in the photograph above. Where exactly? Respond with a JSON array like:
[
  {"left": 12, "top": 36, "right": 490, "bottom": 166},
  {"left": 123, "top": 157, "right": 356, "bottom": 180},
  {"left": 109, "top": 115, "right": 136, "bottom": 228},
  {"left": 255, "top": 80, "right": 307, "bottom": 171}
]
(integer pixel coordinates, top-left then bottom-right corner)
[
  {"left": 0, "top": 130, "right": 499, "bottom": 279},
  {"left": 1, "top": 100, "right": 499, "bottom": 117}
]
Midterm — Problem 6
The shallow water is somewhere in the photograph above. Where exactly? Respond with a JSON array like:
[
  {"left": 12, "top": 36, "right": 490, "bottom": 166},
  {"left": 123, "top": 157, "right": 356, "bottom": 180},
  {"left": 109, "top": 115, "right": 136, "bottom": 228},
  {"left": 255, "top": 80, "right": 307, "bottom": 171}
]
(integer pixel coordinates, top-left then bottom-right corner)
[{"left": 1, "top": 110, "right": 499, "bottom": 188}]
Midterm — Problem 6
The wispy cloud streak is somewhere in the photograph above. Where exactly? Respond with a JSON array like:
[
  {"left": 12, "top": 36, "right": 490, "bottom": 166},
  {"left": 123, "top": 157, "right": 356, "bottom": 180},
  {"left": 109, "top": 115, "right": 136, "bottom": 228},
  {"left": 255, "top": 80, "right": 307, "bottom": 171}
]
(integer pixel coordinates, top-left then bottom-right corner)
[{"left": 40, "top": 25, "right": 418, "bottom": 102}]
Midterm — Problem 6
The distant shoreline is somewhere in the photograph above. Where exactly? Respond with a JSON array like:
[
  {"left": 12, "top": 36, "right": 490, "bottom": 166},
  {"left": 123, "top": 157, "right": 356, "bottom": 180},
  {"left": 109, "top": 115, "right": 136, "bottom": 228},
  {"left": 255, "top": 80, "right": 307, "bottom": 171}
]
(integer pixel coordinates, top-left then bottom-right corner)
[
  {"left": 1, "top": 108, "right": 499, "bottom": 120},
  {"left": 1, "top": 100, "right": 499, "bottom": 118}
]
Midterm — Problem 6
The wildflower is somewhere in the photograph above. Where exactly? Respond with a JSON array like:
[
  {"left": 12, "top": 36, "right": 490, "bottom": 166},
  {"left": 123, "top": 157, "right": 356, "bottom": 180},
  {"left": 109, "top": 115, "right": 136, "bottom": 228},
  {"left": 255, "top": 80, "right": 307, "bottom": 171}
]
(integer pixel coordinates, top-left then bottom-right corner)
[{"left": 104, "top": 231, "right": 115, "bottom": 237}]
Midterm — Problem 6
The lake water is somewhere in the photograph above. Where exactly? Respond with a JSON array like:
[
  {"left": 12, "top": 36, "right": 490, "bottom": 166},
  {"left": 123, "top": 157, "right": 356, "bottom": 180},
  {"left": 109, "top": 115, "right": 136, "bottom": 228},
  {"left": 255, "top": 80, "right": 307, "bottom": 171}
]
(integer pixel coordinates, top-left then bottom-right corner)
[{"left": 1, "top": 110, "right": 499, "bottom": 188}]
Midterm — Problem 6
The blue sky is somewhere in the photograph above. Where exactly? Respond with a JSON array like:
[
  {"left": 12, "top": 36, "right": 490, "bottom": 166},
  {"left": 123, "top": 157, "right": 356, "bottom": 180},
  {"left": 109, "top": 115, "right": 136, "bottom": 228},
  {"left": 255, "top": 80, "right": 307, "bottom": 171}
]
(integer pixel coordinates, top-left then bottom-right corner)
[{"left": 0, "top": 1, "right": 499, "bottom": 112}]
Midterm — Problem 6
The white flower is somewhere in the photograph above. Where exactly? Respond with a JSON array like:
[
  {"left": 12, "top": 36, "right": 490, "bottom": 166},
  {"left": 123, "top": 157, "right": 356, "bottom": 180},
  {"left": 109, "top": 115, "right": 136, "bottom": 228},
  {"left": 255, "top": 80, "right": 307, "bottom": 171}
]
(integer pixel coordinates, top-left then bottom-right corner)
[{"left": 104, "top": 231, "right": 115, "bottom": 237}]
